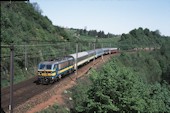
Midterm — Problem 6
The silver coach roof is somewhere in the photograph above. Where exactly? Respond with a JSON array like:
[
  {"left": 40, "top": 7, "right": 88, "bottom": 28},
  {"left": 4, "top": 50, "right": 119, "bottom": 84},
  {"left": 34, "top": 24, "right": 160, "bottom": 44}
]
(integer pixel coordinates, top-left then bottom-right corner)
[
  {"left": 102, "top": 48, "right": 117, "bottom": 50},
  {"left": 109, "top": 48, "right": 118, "bottom": 50},
  {"left": 86, "top": 49, "right": 96, "bottom": 53},
  {"left": 69, "top": 51, "right": 88, "bottom": 59}
]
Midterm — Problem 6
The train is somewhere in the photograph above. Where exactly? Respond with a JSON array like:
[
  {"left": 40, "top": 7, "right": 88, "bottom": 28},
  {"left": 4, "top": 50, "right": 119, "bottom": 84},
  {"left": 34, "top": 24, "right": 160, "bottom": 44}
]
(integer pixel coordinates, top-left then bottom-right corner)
[{"left": 37, "top": 48, "right": 119, "bottom": 84}]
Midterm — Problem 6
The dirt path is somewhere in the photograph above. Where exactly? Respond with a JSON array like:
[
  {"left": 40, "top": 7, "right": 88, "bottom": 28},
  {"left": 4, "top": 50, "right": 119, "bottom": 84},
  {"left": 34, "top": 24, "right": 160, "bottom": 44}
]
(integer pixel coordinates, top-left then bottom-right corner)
[{"left": 26, "top": 80, "right": 76, "bottom": 113}]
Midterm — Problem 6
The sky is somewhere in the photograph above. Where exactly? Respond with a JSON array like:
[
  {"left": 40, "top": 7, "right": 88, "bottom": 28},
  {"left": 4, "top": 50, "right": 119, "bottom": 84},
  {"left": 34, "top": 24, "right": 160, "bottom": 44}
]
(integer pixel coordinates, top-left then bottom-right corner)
[{"left": 30, "top": 0, "right": 170, "bottom": 36}]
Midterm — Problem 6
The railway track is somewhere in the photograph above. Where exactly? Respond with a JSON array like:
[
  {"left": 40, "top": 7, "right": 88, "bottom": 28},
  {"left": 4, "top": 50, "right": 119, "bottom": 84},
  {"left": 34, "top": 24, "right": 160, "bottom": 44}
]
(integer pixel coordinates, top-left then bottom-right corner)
[
  {"left": 1, "top": 53, "right": 116, "bottom": 113},
  {"left": 1, "top": 76, "right": 53, "bottom": 111}
]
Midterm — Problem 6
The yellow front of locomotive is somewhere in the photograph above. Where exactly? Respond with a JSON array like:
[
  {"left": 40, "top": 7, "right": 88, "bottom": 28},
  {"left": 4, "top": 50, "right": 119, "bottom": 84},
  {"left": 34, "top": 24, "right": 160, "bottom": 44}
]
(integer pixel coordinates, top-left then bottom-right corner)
[{"left": 37, "top": 61, "right": 57, "bottom": 84}]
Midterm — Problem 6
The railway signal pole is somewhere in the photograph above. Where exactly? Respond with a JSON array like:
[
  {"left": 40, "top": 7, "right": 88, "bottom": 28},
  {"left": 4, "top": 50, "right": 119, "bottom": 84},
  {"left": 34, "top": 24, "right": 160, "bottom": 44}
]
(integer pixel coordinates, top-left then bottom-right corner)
[
  {"left": 24, "top": 44, "right": 27, "bottom": 70},
  {"left": 88, "top": 42, "right": 91, "bottom": 50},
  {"left": 109, "top": 43, "right": 111, "bottom": 54},
  {"left": 93, "top": 41, "right": 96, "bottom": 64},
  {"left": 9, "top": 44, "right": 14, "bottom": 113},
  {"left": 101, "top": 43, "right": 104, "bottom": 60},
  {"left": 75, "top": 42, "right": 78, "bottom": 75},
  {"left": 63, "top": 42, "right": 66, "bottom": 56}
]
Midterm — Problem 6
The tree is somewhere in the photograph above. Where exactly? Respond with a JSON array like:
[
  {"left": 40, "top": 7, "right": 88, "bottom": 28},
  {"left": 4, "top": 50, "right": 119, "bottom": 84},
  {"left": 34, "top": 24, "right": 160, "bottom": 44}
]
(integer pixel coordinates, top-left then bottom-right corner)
[
  {"left": 31, "top": 2, "right": 42, "bottom": 14},
  {"left": 73, "top": 55, "right": 170, "bottom": 112}
]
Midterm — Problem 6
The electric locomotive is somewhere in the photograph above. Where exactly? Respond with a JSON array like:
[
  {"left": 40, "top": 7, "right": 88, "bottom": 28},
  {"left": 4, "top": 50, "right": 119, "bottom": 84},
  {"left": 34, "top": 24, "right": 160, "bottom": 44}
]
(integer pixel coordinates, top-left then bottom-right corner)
[{"left": 37, "top": 56, "right": 74, "bottom": 84}]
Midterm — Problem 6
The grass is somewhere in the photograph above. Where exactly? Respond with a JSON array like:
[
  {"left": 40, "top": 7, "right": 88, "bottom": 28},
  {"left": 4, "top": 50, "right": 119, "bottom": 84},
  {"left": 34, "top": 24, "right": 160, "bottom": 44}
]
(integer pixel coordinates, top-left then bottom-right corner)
[
  {"left": 37, "top": 103, "right": 69, "bottom": 113},
  {"left": 1, "top": 67, "right": 36, "bottom": 88}
]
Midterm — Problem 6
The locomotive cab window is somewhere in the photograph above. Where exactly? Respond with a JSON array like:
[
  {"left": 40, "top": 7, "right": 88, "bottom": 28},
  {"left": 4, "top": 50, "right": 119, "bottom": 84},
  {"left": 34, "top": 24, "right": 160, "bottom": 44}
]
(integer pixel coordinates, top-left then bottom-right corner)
[
  {"left": 39, "top": 64, "right": 45, "bottom": 69},
  {"left": 46, "top": 65, "right": 52, "bottom": 70},
  {"left": 38, "top": 64, "right": 52, "bottom": 70}
]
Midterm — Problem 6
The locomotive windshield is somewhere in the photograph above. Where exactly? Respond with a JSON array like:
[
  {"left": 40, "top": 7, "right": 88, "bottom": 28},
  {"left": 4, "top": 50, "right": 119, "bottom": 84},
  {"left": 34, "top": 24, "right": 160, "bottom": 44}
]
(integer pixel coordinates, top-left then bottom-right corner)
[
  {"left": 46, "top": 65, "right": 52, "bottom": 69},
  {"left": 39, "top": 64, "right": 45, "bottom": 69},
  {"left": 39, "top": 64, "right": 52, "bottom": 70}
]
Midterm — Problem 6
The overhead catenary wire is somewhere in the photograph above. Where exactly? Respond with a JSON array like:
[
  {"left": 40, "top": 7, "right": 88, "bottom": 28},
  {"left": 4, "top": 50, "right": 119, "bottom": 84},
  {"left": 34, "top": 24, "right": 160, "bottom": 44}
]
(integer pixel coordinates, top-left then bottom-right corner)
[
  {"left": 1, "top": 41, "right": 116, "bottom": 48},
  {"left": 1, "top": 42, "right": 107, "bottom": 59}
]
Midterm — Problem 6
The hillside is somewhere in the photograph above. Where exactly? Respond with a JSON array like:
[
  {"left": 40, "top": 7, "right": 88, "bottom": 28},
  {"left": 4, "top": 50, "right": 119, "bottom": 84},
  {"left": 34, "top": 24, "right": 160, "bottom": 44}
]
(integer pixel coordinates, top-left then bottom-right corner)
[
  {"left": 70, "top": 37, "right": 170, "bottom": 113},
  {"left": 118, "top": 27, "right": 169, "bottom": 50},
  {"left": 1, "top": 1, "right": 118, "bottom": 87},
  {"left": 1, "top": 2, "right": 69, "bottom": 44},
  {"left": 1, "top": 1, "right": 75, "bottom": 87},
  {"left": 71, "top": 50, "right": 170, "bottom": 112}
]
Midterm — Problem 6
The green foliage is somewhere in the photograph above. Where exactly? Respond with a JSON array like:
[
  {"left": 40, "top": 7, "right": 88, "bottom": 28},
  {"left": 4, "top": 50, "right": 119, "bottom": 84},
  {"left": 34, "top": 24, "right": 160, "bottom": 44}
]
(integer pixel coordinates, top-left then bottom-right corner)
[
  {"left": 118, "top": 27, "right": 166, "bottom": 50},
  {"left": 38, "top": 103, "right": 59, "bottom": 113},
  {"left": 55, "top": 26, "right": 70, "bottom": 41},
  {"left": 1, "top": 1, "right": 64, "bottom": 45},
  {"left": 72, "top": 53, "right": 170, "bottom": 112},
  {"left": 157, "top": 39, "right": 170, "bottom": 83},
  {"left": 71, "top": 28, "right": 120, "bottom": 39},
  {"left": 71, "top": 78, "right": 92, "bottom": 112},
  {"left": 118, "top": 52, "right": 163, "bottom": 83},
  {"left": 38, "top": 102, "right": 71, "bottom": 113}
]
